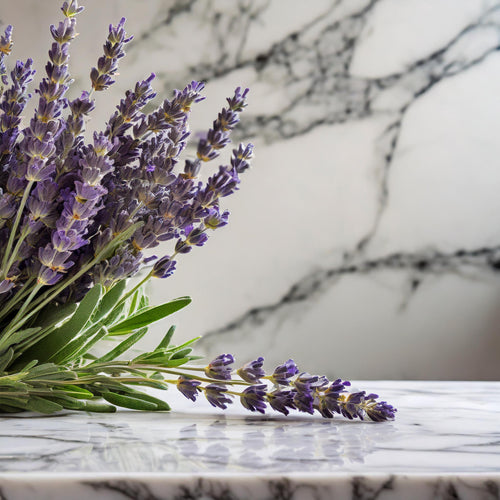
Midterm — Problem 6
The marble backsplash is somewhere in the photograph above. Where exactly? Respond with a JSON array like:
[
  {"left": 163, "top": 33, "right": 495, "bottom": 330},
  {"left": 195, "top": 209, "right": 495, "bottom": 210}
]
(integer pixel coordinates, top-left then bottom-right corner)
[{"left": 3, "top": 0, "right": 500, "bottom": 380}]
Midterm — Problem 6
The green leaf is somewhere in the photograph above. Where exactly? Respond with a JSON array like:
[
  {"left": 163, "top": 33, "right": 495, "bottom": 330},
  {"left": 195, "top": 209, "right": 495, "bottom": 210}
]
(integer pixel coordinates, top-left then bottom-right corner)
[
  {"left": 138, "top": 291, "right": 149, "bottom": 310},
  {"left": 21, "top": 284, "right": 103, "bottom": 364},
  {"left": 58, "top": 385, "right": 94, "bottom": 399},
  {"left": 108, "top": 297, "right": 191, "bottom": 335},
  {"left": 0, "top": 348, "right": 14, "bottom": 372},
  {"left": 3, "top": 327, "right": 41, "bottom": 349},
  {"left": 49, "top": 323, "right": 105, "bottom": 364},
  {"left": 34, "top": 302, "right": 78, "bottom": 330},
  {"left": 61, "top": 324, "right": 112, "bottom": 364},
  {"left": 91, "top": 280, "right": 127, "bottom": 323},
  {"left": 103, "top": 300, "right": 128, "bottom": 327},
  {"left": 128, "top": 288, "right": 141, "bottom": 315},
  {"left": 18, "top": 360, "right": 38, "bottom": 372},
  {"left": 47, "top": 395, "right": 86, "bottom": 410},
  {"left": 101, "top": 391, "right": 160, "bottom": 411},
  {"left": 81, "top": 400, "right": 116, "bottom": 413},
  {"left": 0, "top": 403, "right": 22, "bottom": 413},
  {"left": 21, "top": 363, "right": 76, "bottom": 381},
  {"left": 164, "top": 357, "right": 191, "bottom": 367},
  {"left": 156, "top": 325, "right": 176, "bottom": 350},
  {"left": 124, "top": 391, "right": 170, "bottom": 411},
  {"left": 91, "top": 327, "right": 149, "bottom": 364},
  {"left": 24, "top": 396, "right": 63, "bottom": 414},
  {"left": 170, "top": 347, "right": 192, "bottom": 360},
  {"left": 166, "top": 336, "right": 200, "bottom": 353}
]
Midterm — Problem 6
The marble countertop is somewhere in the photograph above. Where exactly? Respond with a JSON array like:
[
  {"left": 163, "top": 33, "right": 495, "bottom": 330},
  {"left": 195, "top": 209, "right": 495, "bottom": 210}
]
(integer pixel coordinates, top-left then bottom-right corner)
[{"left": 0, "top": 381, "right": 498, "bottom": 499}]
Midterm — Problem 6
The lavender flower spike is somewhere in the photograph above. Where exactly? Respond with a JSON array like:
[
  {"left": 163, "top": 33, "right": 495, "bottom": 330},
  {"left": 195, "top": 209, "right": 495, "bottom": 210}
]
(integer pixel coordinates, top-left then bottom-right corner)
[{"left": 177, "top": 355, "right": 396, "bottom": 422}]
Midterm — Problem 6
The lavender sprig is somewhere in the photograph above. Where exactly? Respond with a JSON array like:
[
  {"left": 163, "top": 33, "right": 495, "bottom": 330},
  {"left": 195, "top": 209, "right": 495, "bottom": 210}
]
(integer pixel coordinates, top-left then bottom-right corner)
[{"left": 171, "top": 356, "right": 396, "bottom": 422}]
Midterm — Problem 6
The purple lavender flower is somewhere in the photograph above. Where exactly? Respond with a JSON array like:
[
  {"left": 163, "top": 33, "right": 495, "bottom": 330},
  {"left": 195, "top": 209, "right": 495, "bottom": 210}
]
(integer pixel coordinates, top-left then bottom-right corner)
[
  {"left": 293, "top": 387, "right": 314, "bottom": 414},
  {"left": 151, "top": 256, "right": 177, "bottom": 279},
  {"left": 317, "top": 378, "right": 350, "bottom": 418},
  {"left": 176, "top": 376, "right": 202, "bottom": 402},
  {"left": 339, "top": 391, "right": 367, "bottom": 420},
  {"left": 0, "top": 25, "right": 13, "bottom": 88},
  {"left": 269, "top": 359, "right": 299, "bottom": 386},
  {"left": 364, "top": 399, "right": 397, "bottom": 422},
  {"left": 204, "top": 207, "right": 229, "bottom": 230},
  {"left": 240, "top": 385, "right": 267, "bottom": 414},
  {"left": 204, "top": 384, "right": 232, "bottom": 410},
  {"left": 204, "top": 354, "right": 234, "bottom": 380},
  {"left": 90, "top": 18, "right": 132, "bottom": 92},
  {"left": 266, "top": 389, "right": 296, "bottom": 416},
  {"left": 237, "top": 357, "right": 265, "bottom": 383}
]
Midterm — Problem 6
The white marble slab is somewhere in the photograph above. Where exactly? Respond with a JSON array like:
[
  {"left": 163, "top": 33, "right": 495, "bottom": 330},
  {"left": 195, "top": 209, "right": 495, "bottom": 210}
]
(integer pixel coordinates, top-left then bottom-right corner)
[
  {"left": 1, "top": 1, "right": 500, "bottom": 380},
  {"left": 0, "top": 381, "right": 499, "bottom": 499}
]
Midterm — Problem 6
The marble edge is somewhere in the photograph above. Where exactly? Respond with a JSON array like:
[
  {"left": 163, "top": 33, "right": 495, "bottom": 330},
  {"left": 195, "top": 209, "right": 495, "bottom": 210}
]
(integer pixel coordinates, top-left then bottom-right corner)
[{"left": 1, "top": 473, "right": 500, "bottom": 481}]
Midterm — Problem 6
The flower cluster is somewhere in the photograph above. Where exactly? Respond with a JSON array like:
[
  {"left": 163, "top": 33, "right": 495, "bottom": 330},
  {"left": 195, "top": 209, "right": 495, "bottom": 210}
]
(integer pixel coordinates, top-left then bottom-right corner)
[
  {"left": 0, "top": 0, "right": 252, "bottom": 320},
  {"left": 176, "top": 355, "right": 397, "bottom": 422}
]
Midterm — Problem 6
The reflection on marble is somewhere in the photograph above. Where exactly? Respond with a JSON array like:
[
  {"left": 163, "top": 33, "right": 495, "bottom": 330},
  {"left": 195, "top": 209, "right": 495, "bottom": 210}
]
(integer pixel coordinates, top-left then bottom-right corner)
[
  {"left": 0, "top": 382, "right": 499, "bottom": 499},
  {"left": 2, "top": 1, "right": 500, "bottom": 379}
]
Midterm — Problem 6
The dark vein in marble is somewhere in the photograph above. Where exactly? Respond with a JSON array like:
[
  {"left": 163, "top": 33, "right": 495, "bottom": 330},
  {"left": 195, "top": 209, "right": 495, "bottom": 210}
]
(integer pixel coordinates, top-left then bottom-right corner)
[
  {"left": 352, "top": 476, "right": 395, "bottom": 500},
  {"left": 85, "top": 481, "right": 156, "bottom": 500},
  {"left": 128, "top": 0, "right": 198, "bottom": 48},
  {"left": 199, "top": 245, "right": 500, "bottom": 346}
]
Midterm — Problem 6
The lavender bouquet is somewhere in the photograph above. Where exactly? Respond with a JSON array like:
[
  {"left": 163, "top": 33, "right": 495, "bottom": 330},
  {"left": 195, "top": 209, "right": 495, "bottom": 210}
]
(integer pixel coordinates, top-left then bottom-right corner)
[{"left": 0, "top": 1, "right": 395, "bottom": 422}]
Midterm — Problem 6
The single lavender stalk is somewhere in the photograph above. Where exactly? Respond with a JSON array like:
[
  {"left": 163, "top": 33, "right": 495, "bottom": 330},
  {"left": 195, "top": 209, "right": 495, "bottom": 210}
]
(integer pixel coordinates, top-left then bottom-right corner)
[
  {"left": 90, "top": 18, "right": 132, "bottom": 93},
  {"left": 175, "top": 355, "right": 397, "bottom": 422},
  {"left": 82, "top": 355, "right": 396, "bottom": 422}
]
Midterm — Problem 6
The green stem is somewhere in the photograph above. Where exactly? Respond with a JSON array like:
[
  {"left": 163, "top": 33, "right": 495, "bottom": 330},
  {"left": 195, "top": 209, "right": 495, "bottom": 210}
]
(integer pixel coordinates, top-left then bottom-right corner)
[
  {"left": 128, "top": 364, "right": 251, "bottom": 386},
  {"left": 0, "top": 284, "right": 43, "bottom": 350},
  {"left": 1, "top": 180, "right": 34, "bottom": 278},
  {"left": 2, "top": 226, "right": 30, "bottom": 282},
  {"left": 0, "top": 277, "right": 35, "bottom": 323},
  {"left": 114, "top": 269, "right": 153, "bottom": 309}
]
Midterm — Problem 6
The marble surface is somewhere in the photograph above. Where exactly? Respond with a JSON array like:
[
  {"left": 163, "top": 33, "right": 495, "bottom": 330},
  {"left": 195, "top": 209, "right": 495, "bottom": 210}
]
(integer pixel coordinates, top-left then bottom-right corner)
[
  {"left": 0, "top": 381, "right": 499, "bottom": 499},
  {"left": 2, "top": 1, "right": 500, "bottom": 379}
]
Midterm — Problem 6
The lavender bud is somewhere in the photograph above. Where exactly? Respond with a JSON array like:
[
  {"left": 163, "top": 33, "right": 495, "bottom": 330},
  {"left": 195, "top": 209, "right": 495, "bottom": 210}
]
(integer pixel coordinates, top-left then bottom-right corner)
[
  {"left": 269, "top": 359, "right": 299, "bottom": 386},
  {"left": 267, "top": 389, "right": 296, "bottom": 416},
  {"left": 240, "top": 385, "right": 267, "bottom": 414},
  {"left": 176, "top": 376, "right": 201, "bottom": 402},
  {"left": 152, "top": 255, "right": 176, "bottom": 279},
  {"left": 237, "top": 357, "right": 265, "bottom": 384},
  {"left": 204, "top": 353, "right": 234, "bottom": 380},
  {"left": 204, "top": 384, "right": 232, "bottom": 410}
]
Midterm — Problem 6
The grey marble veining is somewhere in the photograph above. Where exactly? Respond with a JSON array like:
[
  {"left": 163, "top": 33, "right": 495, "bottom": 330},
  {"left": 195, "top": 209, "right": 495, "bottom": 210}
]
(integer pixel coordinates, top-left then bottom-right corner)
[
  {"left": 0, "top": 382, "right": 499, "bottom": 499},
  {"left": 1, "top": 0, "right": 500, "bottom": 380}
]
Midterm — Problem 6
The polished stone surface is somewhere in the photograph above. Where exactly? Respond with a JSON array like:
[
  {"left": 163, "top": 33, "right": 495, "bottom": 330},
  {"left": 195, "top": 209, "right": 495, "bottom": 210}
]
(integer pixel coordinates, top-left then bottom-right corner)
[
  {"left": 2, "top": 0, "right": 500, "bottom": 380},
  {"left": 0, "top": 381, "right": 499, "bottom": 499}
]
